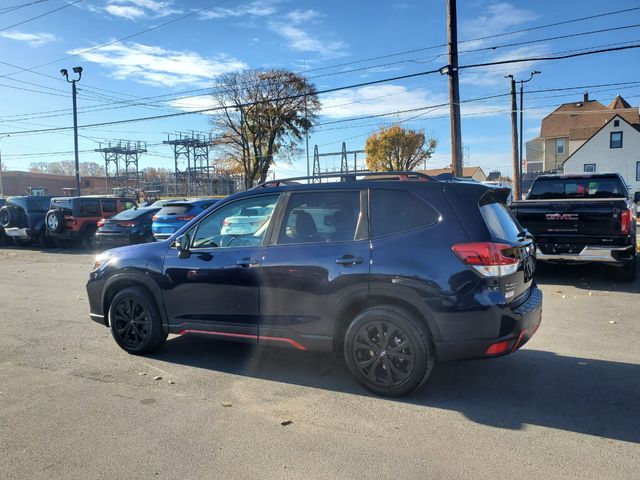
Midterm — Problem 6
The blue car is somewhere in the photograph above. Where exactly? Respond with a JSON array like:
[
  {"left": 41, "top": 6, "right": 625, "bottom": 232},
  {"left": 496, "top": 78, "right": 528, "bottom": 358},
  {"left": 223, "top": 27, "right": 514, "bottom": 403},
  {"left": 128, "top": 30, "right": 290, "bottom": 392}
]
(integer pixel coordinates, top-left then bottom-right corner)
[{"left": 152, "top": 199, "right": 219, "bottom": 240}]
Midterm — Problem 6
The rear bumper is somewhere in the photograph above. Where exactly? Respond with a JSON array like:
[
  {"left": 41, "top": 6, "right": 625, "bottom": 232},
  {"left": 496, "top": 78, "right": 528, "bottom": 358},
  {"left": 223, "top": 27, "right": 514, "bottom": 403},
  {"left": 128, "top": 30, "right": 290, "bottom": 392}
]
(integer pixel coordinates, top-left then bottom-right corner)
[
  {"left": 536, "top": 245, "right": 635, "bottom": 264},
  {"left": 435, "top": 286, "right": 543, "bottom": 362},
  {"left": 95, "top": 233, "right": 132, "bottom": 247},
  {"left": 4, "top": 227, "right": 36, "bottom": 239}
]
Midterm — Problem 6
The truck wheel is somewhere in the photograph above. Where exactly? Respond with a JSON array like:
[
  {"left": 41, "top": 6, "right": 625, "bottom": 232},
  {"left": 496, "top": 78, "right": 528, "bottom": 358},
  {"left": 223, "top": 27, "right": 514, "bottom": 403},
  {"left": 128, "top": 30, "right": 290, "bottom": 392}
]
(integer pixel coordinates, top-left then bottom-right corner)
[
  {"left": 81, "top": 226, "right": 97, "bottom": 250},
  {"left": 343, "top": 305, "right": 435, "bottom": 396},
  {"left": 0, "top": 206, "right": 22, "bottom": 229},
  {"left": 45, "top": 209, "right": 66, "bottom": 233},
  {"left": 617, "top": 259, "right": 636, "bottom": 282},
  {"left": 109, "top": 287, "right": 167, "bottom": 354}
]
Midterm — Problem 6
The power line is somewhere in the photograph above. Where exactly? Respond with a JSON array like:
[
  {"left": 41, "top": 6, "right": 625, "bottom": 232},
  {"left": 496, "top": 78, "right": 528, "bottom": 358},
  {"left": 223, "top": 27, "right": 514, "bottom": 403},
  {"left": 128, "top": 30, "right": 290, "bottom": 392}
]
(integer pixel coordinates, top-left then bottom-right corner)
[
  {"left": 0, "top": 0, "right": 83, "bottom": 32},
  {"left": 0, "top": 0, "right": 50, "bottom": 15}
]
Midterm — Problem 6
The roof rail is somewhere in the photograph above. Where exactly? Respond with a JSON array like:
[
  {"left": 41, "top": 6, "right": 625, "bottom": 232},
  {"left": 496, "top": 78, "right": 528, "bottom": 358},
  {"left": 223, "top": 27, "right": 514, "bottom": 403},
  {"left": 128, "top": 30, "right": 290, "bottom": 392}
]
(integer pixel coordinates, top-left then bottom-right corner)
[{"left": 252, "top": 170, "right": 437, "bottom": 189}]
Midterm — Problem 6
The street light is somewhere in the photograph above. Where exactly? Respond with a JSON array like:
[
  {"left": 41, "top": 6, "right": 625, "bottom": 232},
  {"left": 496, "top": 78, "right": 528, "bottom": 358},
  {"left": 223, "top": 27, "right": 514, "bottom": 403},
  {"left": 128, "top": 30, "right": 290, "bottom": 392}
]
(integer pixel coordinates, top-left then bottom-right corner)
[
  {"left": 61, "top": 66, "right": 83, "bottom": 196},
  {"left": 0, "top": 134, "right": 9, "bottom": 198},
  {"left": 517, "top": 70, "right": 541, "bottom": 194}
]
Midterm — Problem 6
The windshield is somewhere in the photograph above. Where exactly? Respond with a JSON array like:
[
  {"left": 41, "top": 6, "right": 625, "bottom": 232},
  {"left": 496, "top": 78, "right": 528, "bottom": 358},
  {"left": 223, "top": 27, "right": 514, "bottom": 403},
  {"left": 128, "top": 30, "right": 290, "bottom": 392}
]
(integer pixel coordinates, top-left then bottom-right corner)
[{"left": 528, "top": 176, "right": 626, "bottom": 199}]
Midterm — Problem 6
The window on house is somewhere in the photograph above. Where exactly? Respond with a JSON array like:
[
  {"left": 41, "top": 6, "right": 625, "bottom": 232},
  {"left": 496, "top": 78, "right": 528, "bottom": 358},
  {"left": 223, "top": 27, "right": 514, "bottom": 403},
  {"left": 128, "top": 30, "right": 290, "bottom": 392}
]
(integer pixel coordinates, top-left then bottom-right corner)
[
  {"left": 584, "top": 164, "right": 596, "bottom": 173},
  {"left": 610, "top": 132, "right": 623, "bottom": 148},
  {"left": 556, "top": 138, "right": 565, "bottom": 155},
  {"left": 636, "top": 162, "right": 640, "bottom": 182},
  {"left": 614, "top": 120, "right": 620, "bottom": 127}
]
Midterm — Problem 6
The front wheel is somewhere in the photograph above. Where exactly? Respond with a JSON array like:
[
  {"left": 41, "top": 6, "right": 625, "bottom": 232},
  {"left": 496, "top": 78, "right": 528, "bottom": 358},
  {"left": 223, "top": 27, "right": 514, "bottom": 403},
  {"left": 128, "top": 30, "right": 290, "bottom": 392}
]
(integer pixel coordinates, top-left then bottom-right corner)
[
  {"left": 108, "top": 287, "right": 167, "bottom": 354},
  {"left": 343, "top": 305, "right": 435, "bottom": 396}
]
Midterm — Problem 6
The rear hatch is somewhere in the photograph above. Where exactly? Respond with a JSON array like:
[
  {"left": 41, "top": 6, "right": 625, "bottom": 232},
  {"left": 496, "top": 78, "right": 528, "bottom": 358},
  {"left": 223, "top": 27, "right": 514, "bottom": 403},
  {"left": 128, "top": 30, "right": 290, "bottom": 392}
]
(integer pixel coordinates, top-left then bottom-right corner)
[
  {"left": 512, "top": 175, "right": 629, "bottom": 240},
  {"left": 152, "top": 203, "right": 194, "bottom": 235},
  {"left": 479, "top": 193, "right": 535, "bottom": 305}
]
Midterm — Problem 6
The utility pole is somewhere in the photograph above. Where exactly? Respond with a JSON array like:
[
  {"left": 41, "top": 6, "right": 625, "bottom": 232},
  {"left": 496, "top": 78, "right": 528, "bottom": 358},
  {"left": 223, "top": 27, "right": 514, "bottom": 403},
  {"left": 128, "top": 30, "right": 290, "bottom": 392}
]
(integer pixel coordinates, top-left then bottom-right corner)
[
  {"left": 506, "top": 74, "right": 520, "bottom": 200},
  {"left": 518, "top": 71, "right": 541, "bottom": 195},
  {"left": 445, "top": 0, "right": 463, "bottom": 177},
  {"left": 61, "top": 66, "right": 83, "bottom": 196},
  {"left": 0, "top": 134, "right": 9, "bottom": 198}
]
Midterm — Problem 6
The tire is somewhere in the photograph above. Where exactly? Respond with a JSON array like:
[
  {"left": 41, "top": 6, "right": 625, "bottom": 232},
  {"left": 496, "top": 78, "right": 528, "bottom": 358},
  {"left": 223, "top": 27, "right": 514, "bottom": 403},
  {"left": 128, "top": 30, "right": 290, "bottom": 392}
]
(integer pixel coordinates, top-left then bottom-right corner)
[
  {"left": 81, "top": 225, "right": 97, "bottom": 250},
  {"left": 0, "top": 205, "right": 22, "bottom": 229},
  {"left": 616, "top": 258, "right": 636, "bottom": 283},
  {"left": 108, "top": 287, "right": 167, "bottom": 355},
  {"left": 343, "top": 305, "right": 435, "bottom": 396},
  {"left": 45, "top": 209, "right": 66, "bottom": 233}
]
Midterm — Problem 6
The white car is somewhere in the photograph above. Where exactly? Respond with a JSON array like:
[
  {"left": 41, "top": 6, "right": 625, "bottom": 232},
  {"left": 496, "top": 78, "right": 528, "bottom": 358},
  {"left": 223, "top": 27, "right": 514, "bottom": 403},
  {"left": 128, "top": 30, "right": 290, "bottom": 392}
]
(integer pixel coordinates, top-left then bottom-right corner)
[{"left": 221, "top": 204, "right": 275, "bottom": 235}]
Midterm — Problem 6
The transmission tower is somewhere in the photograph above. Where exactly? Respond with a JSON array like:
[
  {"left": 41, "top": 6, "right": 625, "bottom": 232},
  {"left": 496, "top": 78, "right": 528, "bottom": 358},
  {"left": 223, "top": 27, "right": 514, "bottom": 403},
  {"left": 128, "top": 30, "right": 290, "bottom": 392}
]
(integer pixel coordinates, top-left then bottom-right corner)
[
  {"left": 95, "top": 140, "right": 146, "bottom": 194},
  {"left": 312, "top": 142, "right": 366, "bottom": 182},
  {"left": 163, "top": 131, "right": 215, "bottom": 196}
]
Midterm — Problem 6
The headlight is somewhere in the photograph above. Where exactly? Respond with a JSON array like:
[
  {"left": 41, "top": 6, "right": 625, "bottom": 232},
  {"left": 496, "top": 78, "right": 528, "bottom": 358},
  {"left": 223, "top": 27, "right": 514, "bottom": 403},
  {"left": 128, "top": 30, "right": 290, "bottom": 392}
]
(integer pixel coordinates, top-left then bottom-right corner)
[{"left": 93, "top": 252, "right": 115, "bottom": 271}]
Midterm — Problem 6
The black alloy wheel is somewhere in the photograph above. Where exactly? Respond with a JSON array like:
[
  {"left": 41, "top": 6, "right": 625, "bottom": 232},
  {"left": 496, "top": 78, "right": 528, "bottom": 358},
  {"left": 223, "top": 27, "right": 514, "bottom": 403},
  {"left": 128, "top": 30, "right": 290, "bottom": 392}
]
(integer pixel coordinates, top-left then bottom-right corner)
[
  {"left": 109, "top": 287, "right": 167, "bottom": 354},
  {"left": 344, "top": 306, "right": 434, "bottom": 396}
]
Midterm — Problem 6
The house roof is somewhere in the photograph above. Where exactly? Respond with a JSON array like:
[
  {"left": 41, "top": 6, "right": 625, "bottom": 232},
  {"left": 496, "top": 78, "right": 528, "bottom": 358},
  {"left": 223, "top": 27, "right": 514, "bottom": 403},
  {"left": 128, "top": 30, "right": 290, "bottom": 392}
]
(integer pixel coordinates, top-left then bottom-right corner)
[
  {"left": 539, "top": 95, "right": 639, "bottom": 140},
  {"left": 420, "top": 166, "right": 485, "bottom": 178},
  {"left": 562, "top": 114, "right": 640, "bottom": 165},
  {"left": 608, "top": 95, "right": 632, "bottom": 109},
  {"left": 486, "top": 170, "right": 502, "bottom": 181}
]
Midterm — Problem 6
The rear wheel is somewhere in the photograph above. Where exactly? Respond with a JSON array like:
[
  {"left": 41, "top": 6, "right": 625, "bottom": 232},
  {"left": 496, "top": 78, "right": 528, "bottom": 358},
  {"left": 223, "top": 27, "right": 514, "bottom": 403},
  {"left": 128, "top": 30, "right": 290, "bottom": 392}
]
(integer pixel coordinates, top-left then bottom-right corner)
[
  {"left": 81, "top": 226, "right": 97, "bottom": 250},
  {"left": 109, "top": 287, "right": 167, "bottom": 354},
  {"left": 343, "top": 305, "right": 434, "bottom": 396}
]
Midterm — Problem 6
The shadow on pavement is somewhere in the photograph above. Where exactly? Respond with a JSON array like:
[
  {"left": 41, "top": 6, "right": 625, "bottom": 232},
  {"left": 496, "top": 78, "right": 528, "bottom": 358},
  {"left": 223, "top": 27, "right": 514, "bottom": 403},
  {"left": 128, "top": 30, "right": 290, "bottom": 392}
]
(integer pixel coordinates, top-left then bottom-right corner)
[
  {"left": 535, "top": 260, "right": 640, "bottom": 293},
  {"left": 152, "top": 337, "right": 640, "bottom": 444}
]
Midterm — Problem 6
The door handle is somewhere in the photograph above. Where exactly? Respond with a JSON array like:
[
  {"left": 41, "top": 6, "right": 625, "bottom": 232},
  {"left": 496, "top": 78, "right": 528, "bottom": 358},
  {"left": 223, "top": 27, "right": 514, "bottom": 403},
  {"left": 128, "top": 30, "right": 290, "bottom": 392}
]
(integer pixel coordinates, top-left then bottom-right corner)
[
  {"left": 335, "top": 255, "right": 363, "bottom": 267},
  {"left": 236, "top": 257, "right": 259, "bottom": 267}
]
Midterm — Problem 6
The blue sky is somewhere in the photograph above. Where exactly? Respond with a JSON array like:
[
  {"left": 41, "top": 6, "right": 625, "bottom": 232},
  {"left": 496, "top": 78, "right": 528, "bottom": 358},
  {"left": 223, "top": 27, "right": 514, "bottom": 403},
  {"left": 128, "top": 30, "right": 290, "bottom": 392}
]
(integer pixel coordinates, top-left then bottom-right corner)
[{"left": 0, "top": 0, "right": 639, "bottom": 178}]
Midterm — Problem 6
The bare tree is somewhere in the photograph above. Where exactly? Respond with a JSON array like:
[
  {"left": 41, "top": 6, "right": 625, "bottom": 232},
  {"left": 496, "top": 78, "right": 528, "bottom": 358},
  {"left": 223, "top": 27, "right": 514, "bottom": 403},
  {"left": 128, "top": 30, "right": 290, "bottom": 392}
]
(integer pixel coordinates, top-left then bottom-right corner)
[{"left": 211, "top": 69, "right": 320, "bottom": 189}]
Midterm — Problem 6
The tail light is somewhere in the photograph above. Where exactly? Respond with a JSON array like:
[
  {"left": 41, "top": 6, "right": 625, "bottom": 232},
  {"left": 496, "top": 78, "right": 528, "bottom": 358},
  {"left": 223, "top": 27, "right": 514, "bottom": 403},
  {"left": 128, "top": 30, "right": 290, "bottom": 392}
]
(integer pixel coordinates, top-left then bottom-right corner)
[
  {"left": 620, "top": 209, "right": 632, "bottom": 235},
  {"left": 96, "top": 219, "right": 105, "bottom": 227},
  {"left": 117, "top": 221, "right": 136, "bottom": 228},
  {"left": 452, "top": 242, "right": 519, "bottom": 277},
  {"left": 152, "top": 215, "right": 158, "bottom": 221},
  {"left": 223, "top": 219, "right": 230, "bottom": 226},
  {"left": 176, "top": 214, "right": 196, "bottom": 221}
]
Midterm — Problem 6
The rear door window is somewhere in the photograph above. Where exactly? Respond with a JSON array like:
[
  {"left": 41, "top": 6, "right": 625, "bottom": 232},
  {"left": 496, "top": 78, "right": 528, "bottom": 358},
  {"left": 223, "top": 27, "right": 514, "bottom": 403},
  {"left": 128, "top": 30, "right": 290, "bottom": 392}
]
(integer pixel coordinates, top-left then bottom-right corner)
[
  {"left": 370, "top": 189, "right": 439, "bottom": 237},
  {"left": 277, "top": 191, "right": 362, "bottom": 244},
  {"left": 101, "top": 199, "right": 117, "bottom": 214}
]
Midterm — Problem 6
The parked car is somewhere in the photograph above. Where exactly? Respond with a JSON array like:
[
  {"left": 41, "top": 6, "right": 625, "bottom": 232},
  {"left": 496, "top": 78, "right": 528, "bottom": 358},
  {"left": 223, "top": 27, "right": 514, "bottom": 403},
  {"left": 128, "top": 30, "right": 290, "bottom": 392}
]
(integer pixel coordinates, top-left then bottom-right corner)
[
  {"left": 151, "top": 199, "right": 219, "bottom": 240},
  {"left": 220, "top": 203, "right": 276, "bottom": 235},
  {"left": 46, "top": 196, "right": 137, "bottom": 249},
  {"left": 0, "top": 198, "right": 7, "bottom": 245},
  {"left": 0, "top": 195, "right": 53, "bottom": 247},
  {"left": 87, "top": 172, "right": 542, "bottom": 396},
  {"left": 511, "top": 173, "right": 638, "bottom": 281},
  {"left": 95, "top": 206, "right": 160, "bottom": 249}
]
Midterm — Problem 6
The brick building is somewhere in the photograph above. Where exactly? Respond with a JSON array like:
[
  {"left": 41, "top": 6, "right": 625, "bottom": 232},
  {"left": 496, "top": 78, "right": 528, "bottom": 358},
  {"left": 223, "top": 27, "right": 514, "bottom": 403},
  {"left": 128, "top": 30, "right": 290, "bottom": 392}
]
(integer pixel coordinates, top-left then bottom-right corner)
[{"left": 0, "top": 171, "right": 107, "bottom": 197}]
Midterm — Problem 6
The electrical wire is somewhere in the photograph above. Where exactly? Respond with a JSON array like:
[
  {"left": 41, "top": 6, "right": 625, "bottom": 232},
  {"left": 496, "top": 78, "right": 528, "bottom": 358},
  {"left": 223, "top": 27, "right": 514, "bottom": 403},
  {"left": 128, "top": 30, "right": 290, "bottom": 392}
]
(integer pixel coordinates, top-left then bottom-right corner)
[{"left": 0, "top": 0, "right": 83, "bottom": 32}]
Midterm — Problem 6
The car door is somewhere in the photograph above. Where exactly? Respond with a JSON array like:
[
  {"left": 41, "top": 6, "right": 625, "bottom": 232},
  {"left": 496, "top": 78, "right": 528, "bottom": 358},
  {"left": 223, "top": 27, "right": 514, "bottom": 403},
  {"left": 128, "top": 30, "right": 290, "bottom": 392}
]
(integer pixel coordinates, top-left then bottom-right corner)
[
  {"left": 259, "top": 189, "right": 371, "bottom": 351},
  {"left": 161, "top": 193, "right": 282, "bottom": 340}
]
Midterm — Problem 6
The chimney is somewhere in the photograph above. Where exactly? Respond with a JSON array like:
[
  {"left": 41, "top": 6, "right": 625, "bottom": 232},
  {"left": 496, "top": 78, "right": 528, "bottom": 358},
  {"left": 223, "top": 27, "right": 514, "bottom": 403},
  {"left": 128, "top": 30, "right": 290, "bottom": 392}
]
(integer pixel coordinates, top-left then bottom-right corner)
[{"left": 583, "top": 92, "right": 589, "bottom": 103}]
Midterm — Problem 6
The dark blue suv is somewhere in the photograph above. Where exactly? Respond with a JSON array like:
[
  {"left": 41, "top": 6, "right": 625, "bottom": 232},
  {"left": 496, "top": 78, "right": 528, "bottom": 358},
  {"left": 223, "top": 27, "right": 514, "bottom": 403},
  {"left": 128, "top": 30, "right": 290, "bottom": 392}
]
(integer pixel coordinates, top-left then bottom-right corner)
[{"left": 86, "top": 172, "right": 542, "bottom": 396}]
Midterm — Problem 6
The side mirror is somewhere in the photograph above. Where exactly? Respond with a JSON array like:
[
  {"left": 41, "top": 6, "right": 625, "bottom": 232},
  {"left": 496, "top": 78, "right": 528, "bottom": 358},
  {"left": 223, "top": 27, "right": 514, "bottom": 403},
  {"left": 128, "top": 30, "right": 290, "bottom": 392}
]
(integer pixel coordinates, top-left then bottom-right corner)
[
  {"left": 634, "top": 192, "right": 640, "bottom": 203},
  {"left": 175, "top": 233, "right": 191, "bottom": 259}
]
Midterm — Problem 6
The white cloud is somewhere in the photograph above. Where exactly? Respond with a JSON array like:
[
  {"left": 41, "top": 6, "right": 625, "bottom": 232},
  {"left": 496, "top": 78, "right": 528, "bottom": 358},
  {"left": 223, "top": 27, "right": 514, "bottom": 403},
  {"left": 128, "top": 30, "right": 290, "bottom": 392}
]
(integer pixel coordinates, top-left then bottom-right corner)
[
  {"left": 68, "top": 42, "right": 247, "bottom": 87},
  {"left": 200, "top": 1, "right": 277, "bottom": 19},
  {"left": 0, "top": 30, "right": 59, "bottom": 47},
  {"left": 269, "top": 9, "right": 347, "bottom": 57},
  {"left": 103, "top": 0, "right": 181, "bottom": 20},
  {"left": 460, "top": 2, "right": 540, "bottom": 47},
  {"left": 168, "top": 95, "right": 217, "bottom": 113}
]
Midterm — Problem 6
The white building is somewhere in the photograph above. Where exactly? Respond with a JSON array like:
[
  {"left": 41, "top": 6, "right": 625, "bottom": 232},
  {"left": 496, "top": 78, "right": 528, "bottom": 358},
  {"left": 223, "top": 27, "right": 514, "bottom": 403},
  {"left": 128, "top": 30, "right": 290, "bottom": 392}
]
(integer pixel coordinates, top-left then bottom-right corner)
[{"left": 563, "top": 114, "right": 640, "bottom": 193}]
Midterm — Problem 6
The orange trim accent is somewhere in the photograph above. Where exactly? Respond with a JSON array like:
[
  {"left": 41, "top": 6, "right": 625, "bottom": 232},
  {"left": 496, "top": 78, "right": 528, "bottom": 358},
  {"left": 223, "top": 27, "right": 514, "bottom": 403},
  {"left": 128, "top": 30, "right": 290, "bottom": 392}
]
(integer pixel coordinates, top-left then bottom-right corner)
[{"left": 177, "top": 330, "right": 306, "bottom": 351}]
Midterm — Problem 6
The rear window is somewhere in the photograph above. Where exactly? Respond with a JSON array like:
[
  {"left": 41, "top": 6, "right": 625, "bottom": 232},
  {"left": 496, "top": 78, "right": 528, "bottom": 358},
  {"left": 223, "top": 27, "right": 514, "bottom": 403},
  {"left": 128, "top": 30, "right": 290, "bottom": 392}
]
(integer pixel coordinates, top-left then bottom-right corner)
[
  {"left": 111, "top": 208, "right": 153, "bottom": 221},
  {"left": 51, "top": 198, "right": 73, "bottom": 215},
  {"left": 156, "top": 204, "right": 192, "bottom": 216},
  {"left": 370, "top": 189, "right": 439, "bottom": 237},
  {"left": 528, "top": 176, "right": 626, "bottom": 199},
  {"left": 480, "top": 195, "right": 523, "bottom": 242}
]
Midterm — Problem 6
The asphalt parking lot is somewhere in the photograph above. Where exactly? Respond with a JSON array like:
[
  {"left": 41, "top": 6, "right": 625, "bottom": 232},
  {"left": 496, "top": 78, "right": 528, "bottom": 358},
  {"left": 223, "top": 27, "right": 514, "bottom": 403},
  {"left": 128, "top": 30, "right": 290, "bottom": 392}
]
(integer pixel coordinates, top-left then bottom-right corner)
[{"left": 0, "top": 246, "right": 638, "bottom": 480}]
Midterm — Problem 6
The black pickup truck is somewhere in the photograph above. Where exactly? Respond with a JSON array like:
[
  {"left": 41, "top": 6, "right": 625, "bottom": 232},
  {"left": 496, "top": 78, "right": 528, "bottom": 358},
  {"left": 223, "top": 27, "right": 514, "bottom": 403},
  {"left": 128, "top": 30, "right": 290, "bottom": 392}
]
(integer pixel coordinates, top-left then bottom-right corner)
[{"left": 511, "top": 173, "right": 638, "bottom": 281}]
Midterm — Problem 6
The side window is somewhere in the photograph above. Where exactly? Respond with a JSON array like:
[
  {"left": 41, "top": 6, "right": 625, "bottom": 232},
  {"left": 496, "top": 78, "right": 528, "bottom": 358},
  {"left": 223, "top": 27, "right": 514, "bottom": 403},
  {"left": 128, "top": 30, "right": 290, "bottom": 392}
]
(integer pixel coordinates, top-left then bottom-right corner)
[
  {"left": 101, "top": 199, "right": 117, "bottom": 214},
  {"left": 79, "top": 199, "right": 100, "bottom": 217},
  {"left": 277, "top": 191, "right": 361, "bottom": 245},
  {"left": 121, "top": 201, "right": 136, "bottom": 211},
  {"left": 191, "top": 194, "right": 279, "bottom": 249},
  {"left": 370, "top": 189, "right": 439, "bottom": 237}
]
